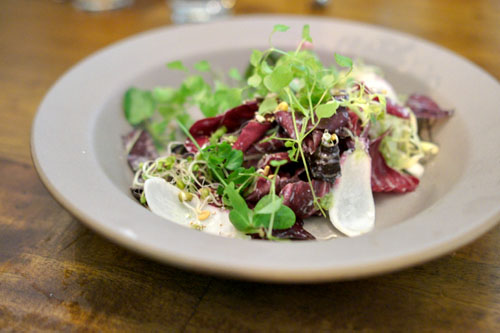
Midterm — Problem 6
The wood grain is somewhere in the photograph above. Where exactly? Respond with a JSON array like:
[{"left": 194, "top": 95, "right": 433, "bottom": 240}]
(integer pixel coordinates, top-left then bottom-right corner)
[{"left": 1, "top": 0, "right": 499, "bottom": 331}]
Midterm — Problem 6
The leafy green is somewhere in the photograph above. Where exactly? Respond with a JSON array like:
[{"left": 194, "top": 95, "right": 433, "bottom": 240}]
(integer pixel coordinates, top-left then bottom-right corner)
[
  {"left": 273, "top": 24, "right": 290, "bottom": 32},
  {"left": 253, "top": 202, "right": 296, "bottom": 230},
  {"left": 194, "top": 60, "right": 211, "bottom": 72},
  {"left": 263, "top": 64, "right": 294, "bottom": 92},
  {"left": 254, "top": 195, "right": 284, "bottom": 215},
  {"left": 250, "top": 49, "right": 263, "bottom": 67},
  {"left": 167, "top": 60, "right": 188, "bottom": 72},
  {"left": 302, "top": 24, "right": 312, "bottom": 43},
  {"left": 315, "top": 101, "right": 339, "bottom": 119},
  {"left": 258, "top": 96, "right": 278, "bottom": 115},
  {"left": 123, "top": 88, "right": 156, "bottom": 126},
  {"left": 228, "top": 68, "right": 242, "bottom": 81},
  {"left": 199, "top": 142, "right": 255, "bottom": 191},
  {"left": 334, "top": 53, "right": 353, "bottom": 69},
  {"left": 225, "top": 183, "right": 255, "bottom": 231},
  {"left": 225, "top": 149, "right": 243, "bottom": 170},
  {"left": 269, "top": 159, "right": 288, "bottom": 167},
  {"left": 247, "top": 74, "right": 262, "bottom": 88}
]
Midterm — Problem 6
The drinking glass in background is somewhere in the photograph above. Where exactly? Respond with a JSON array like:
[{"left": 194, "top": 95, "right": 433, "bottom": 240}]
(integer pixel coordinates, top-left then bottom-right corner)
[
  {"left": 73, "top": 0, "right": 134, "bottom": 11},
  {"left": 168, "top": 0, "right": 236, "bottom": 24}
]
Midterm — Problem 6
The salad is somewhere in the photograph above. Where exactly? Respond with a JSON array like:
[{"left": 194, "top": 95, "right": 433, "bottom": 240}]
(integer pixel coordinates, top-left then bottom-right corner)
[{"left": 123, "top": 24, "right": 452, "bottom": 241}]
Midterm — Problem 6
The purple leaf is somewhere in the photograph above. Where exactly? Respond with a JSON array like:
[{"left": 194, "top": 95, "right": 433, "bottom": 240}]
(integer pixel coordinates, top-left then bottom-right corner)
[
  {"left": 123, "top": 129, "right": 158, "bottom": 171},
  {"left": 370, "top": 135, "right": 419, "bottom": 193},
  {"left": 406, "top": 94, "right": 453, "bottom": 119}
]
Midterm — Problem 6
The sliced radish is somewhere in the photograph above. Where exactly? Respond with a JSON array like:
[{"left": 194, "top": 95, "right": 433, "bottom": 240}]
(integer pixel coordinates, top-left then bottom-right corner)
[
  {"left": 329, "top": 141, "right": 375, "bottom": 237},
  {"left": 144, "top": 178, "right": 247, "bottom": 239}
]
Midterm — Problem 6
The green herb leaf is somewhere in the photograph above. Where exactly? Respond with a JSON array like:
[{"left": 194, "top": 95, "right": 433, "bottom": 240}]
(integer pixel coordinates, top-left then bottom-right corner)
[
  {"left": 269, "top": 159, "right": 288, "bottom": 167},
  {"left": 225, "top": 149, "right": 243, "bottom": 170},
  {"left": 320, "top": 74, "right": 335, "bottom": 88},
  {"left": 254, "top": 203, "right": 296, "bottom": 230},
  {"left": 315, "top": 101, "right": 339, "bottom": 119},
  {"left": 260, "top": 61, "right": 273, "bottom": 74},
  {"left": 302, "top": 24, "right": 312, "bottom": 43},
  {"left": 194, "top": 60, "right": 211, "bottom": 72},
  {"left": 228, "top": 68, "right": 242, "bottom": 81},
  {"left": 166, "top": 60, "right": 188, "bottom": 72},
  {"left": 334, "top": 53, "right": 353, "bottom": 68},
  {"left": 209, "top": 126, "right": 227, "bottom": 145},
  {"left": 225, "top": 183, "right": 254, "bottom": 231},
  {"left": 250, "top": 49, "right": 263, "bottom": 67},
  {"left": 273, "top": 24, "right": 290, "bottom": 33},
  {"left": 254, "top": 195, "right": 284, "bottom": 215},
  {"left": 258, "top": 96, "right": 278, "bottom": 115},
  {"left": 272, "top": 204, "right": 296, "bottom": 229},
  {"left": 123, "top": 88, "right": 156, "bottom": 126},
  {"left": 149, "top": 120, "right": 167, "bottom": 138},
  {"left": 213, "top": 87, "right": 242, "bottom": 114},
  {"left": 263, "top": 64, "right": 293, "bottom": 92},
  {"left": 152, "top": 87, "right": 176, "bottom": 103},
  {"left": 247, "top": 73, "right": 262, "bottom": 88}
]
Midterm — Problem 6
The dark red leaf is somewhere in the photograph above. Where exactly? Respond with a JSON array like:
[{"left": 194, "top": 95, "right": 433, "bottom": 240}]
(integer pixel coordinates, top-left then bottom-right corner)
[
  {"left": 370, "top": 136, "right": 419, "bottom": 193},
  {"left": 315, "top": 108, "right": 350, "bottom": 133},
  {"left": 184, "top": 136, "right": 209, "bottom": 153},
  {"left": 233, "top": 121, "right": 273, "bottom": 152},
  {"left": 280, "top": 180, "right": 331, "bottom": 219},
  {"left": 386, "top": 98, "right": 410, "bottom": 119},
  {"left": 250, "top": 219, "right": 315, "bottom": 240},
  {"left": 245, "top": 176, "right": 272, "bottom": 203},
  {"left": 123, "top": 130, "right": 158, "bottom": 171},
  {"left": 188, "top": 100, "right": 259, "bottom": 137},
  {"left": 245, "top": 134, "right": 285, "bottom": 155},
  {"left": 406, "top": 94, "right": 453, "bottom": 119},
  {"left": 301, "top": 129, "right": 322, "bottom": 155},
  {"left": 348, "top": 111, "right": 362, "bottom": 136},
  {"left": 275, "top": 111, "right": 298, "bottom": 139}
]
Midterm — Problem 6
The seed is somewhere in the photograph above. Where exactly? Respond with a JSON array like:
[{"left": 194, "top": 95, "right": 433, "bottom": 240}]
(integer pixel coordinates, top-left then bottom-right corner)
[
  {"left": 184, "top": 192, "right": 193, "bottom": 201},
  {"left": 268, "top": 174, "right": 275, "bottom": 180},
  {"left": 176, "top": 179, "right": 185, "bottom": 190},
  {"left": 255, "top": 114, "right": 266, "bottom": 123},
  {"left": 200, "top": 188, "right": 210, "bottom": 199},
  {"left": 178, "top": 191, "right": 193, "bottom": 202},
  {"left": 263, "top": 165, "right": 270, "bottom": 176},
  {"left": 197, "top": 210, "right": 211, "bottom": 221},
  {"left": 277, "top": 101, "right": 289, "bottom": 111}
]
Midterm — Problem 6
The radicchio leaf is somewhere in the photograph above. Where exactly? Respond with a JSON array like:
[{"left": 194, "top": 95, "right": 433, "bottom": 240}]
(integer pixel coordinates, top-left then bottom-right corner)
[
  {"left": 245, "top": 176, "right": 272, "bottom": 203},
  {"left": 250, "top": 219, "right": 315, "bottom": 240},
  {"left": 233, "top": 120, "right": 273, "bottom": 152},
  {"left": 280, "top": 180, "right": 331, "bottom": 219},
  {"left": 386, "top": 98, "right": 410, "bottom": 119},
  {"left": 245, "top": 134, "right": 286, "bottom": 155},
  {"left": 123, "top": 129, "right": 158, "bottom": 171},
  {"left": 406, "top": 94, "right": 453, "bottom": 119},
  {"left": 302, "top": 129, "right": 323, "bottom": 155},
  {"left": 186, "top": 101, "right": 259, "bottom": 153},
  {"left": 315, "top": 108, "right": 350, "bottom": 133},
  {"left": 189, "top": 100, "right": 258, "bottom": 137},
  {"left": 370, "top": 136, "right": 419, "bottom": 193}
]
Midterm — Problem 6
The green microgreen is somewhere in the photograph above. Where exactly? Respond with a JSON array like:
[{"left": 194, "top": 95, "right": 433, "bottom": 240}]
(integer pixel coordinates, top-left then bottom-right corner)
[
  {"left": 258, "top": 96, "right": 278, "bottom": 115},
  {"left": 224, "top": 158, "right": 296, "bottom": 238},
  {"left": 123, "top": 88, "right": 156, "bottom": 126},
  {"left": 124, "top": 60, "right": 247, "bottom": 147}
]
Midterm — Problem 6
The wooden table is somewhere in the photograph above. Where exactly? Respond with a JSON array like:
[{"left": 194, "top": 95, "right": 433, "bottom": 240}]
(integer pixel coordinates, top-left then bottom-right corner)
[{"left": 1, "top": 0, "right": 499, "bottom": 330}]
